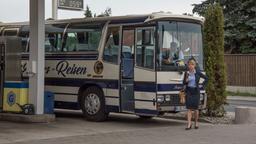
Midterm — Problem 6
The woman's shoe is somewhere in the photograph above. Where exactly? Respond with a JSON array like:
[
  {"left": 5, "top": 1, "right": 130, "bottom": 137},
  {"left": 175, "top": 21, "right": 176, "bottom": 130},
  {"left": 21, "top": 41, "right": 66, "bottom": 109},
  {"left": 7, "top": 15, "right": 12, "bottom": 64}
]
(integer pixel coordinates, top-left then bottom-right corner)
[
  {"left": 195, "top": 122, "right": 199, "bottom": 129},
  {"left": 185, "top": 125, "right": 192, "bottom": 130}
]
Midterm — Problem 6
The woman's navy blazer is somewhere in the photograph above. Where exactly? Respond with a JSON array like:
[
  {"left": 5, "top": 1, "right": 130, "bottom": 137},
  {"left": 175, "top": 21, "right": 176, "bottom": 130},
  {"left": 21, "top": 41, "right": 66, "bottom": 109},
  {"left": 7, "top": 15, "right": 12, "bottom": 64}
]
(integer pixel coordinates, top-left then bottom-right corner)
[{"left": 183, "top": 70, "right": 208, "bottom": 93}]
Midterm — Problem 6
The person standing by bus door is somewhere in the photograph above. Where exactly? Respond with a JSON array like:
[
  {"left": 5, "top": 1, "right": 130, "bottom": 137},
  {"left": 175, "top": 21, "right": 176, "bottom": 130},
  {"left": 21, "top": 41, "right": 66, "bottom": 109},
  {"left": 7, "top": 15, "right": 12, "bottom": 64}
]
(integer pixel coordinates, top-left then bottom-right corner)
[{"left": 183, "top": 58, "right": 208, "bottom": 130}]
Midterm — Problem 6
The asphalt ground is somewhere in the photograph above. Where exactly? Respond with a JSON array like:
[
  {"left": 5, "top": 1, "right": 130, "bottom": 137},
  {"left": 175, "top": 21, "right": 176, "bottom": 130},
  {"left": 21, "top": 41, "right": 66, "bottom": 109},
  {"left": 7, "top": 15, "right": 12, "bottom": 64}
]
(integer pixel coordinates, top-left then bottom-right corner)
[{"left": 0, "top": 110, "right": 255, "bottom": 144}]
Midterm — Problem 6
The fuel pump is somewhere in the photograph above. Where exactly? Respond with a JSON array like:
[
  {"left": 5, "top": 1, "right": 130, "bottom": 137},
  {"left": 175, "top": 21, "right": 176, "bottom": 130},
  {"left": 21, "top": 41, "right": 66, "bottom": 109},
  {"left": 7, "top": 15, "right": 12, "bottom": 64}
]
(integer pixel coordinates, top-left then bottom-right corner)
[{"left": 0, "top": 36, "right": 29, "bottom": 113}]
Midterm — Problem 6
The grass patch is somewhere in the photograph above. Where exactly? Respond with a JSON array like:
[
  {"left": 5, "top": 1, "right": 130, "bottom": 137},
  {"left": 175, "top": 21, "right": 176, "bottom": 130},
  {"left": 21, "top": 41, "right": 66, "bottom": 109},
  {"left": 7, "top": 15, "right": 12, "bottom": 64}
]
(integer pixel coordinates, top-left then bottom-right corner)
[{"left": 227, "top": 91, "right": 256, "bottom": 97}]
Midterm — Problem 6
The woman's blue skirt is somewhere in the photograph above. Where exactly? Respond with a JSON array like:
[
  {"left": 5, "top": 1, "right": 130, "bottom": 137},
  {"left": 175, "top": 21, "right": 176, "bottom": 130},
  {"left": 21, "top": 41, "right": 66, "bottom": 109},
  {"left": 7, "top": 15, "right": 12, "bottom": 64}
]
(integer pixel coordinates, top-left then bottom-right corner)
[{"left": 185, "top": 87, "right": 200, "bottom": 110}]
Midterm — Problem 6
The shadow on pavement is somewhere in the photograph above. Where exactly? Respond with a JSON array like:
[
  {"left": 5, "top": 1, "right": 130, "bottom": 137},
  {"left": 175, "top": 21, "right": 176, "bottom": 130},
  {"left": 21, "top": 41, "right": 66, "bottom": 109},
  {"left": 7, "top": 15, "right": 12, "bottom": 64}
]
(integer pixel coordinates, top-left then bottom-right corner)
[{"left": 54, "top": 109, "right": 184, "bottom": 127}]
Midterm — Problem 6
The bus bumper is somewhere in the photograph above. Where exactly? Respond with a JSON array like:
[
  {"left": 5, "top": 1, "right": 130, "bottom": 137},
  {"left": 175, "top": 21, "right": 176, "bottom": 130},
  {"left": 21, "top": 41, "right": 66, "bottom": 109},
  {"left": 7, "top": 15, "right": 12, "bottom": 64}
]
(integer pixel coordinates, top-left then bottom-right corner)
[{"left": 156, "top": 93, "right": 207, "bottom": 113}]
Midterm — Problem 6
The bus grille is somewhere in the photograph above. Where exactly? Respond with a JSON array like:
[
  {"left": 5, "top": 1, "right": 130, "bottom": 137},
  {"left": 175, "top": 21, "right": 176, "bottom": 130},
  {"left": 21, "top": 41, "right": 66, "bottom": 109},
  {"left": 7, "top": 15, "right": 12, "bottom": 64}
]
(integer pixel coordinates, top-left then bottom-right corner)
[{"left": 161, "top": 94, "right": 183, "bottom": 106}]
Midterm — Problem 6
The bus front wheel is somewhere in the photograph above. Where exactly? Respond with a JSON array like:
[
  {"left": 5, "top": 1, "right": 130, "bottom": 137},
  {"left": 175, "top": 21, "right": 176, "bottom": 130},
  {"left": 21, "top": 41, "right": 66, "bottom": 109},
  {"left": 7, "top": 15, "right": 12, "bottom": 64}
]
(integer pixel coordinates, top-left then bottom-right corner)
[{"left": 80, "top": 86, "right": 108, "bottom": 122}]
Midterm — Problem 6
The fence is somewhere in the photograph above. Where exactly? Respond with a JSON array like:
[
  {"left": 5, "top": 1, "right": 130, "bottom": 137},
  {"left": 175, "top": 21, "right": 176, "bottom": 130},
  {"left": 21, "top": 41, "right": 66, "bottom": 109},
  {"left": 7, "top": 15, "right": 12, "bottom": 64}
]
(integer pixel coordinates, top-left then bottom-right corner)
[{"left": 224, "top": 54, "right": 256, "bottom": 87}]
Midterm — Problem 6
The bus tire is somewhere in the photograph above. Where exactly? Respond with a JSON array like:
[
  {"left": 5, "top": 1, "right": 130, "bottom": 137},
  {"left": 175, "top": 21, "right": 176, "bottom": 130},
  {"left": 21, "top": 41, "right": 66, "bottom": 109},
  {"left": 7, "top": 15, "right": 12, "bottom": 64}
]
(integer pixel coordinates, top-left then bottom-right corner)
[
  {"left": 139, "top": 115, "right": 153, "bottom": 119},
  {"left": 158, "top": 112, "right": 165, "bottom": 116},
  {"left": 80, "top": 86, "right": 108, "bottom": 122}
]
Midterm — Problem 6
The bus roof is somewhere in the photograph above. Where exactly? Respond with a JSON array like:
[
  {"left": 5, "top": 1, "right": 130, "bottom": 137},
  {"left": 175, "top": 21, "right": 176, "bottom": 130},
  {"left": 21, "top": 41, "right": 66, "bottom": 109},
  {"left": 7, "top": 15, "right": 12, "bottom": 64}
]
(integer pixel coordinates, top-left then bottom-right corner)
[{"left": 0, "top": 12, "right": 204, "bottom": 27}]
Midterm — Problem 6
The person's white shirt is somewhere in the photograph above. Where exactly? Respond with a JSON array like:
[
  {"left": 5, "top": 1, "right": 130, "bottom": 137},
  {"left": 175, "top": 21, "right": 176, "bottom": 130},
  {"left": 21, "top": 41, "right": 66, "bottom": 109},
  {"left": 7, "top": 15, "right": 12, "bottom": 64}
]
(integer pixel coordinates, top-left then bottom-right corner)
[{"left": 179, "top": 50, "right": 184, "bottom": 60}]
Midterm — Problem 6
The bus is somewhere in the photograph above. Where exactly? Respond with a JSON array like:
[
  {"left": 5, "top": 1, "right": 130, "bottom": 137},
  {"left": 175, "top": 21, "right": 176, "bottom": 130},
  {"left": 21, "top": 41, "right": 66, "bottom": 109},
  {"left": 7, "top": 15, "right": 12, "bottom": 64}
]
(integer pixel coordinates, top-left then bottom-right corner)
[{"left": 0, "top": 13, "right": 206, "bottom": 121}]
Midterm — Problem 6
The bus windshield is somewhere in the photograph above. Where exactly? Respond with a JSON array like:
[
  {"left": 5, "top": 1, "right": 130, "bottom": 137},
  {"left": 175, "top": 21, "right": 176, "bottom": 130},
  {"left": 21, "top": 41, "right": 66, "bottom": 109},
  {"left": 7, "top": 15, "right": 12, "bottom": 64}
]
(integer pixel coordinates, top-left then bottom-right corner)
[{"left": 157, "top": 21, "right": 203, "bottom": 71}]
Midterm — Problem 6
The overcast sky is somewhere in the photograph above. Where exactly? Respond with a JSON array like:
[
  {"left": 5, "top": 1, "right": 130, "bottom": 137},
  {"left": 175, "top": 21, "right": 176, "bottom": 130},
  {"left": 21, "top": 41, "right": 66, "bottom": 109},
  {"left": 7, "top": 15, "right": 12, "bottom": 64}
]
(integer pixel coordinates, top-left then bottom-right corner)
[{"left": 0, "top": 0, "right": 203, "bottom": 22}]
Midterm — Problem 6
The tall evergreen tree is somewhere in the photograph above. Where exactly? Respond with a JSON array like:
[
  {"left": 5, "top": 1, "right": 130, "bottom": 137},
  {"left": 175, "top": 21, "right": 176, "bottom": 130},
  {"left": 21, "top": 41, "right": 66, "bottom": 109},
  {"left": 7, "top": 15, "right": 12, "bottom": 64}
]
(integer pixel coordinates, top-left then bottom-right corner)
[
  {"left": 204, "top": 3, "right": 227, "bottom": 116},
  {"left": 84, "top": 5, "right": 92, "bottom": 18}
]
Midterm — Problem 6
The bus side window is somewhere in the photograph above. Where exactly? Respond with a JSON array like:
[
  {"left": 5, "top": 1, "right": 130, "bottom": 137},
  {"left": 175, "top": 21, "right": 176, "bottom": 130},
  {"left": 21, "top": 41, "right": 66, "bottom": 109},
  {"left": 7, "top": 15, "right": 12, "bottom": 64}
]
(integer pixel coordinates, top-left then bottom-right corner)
[
  {"left": 20, "top": 32, "right": 29, "bottom": 52},
  {"left": 0, "top": 27, "right": 4, "bottom": 36},
  {"left": 45, "top": 24, "right": 66, "bottom": 52},
  {"left": 103, "top": 27, "right": 120, "bottom": 64},
  {"left": 19, "top": 24, "right": 66, "bottom": 53},
  {"left": 45, "top": 34, "right": 51, "bottom": 52},
  {"left": 136, "top": 28, "right": 155, "bottom": 69},
  {"left": 63, "top": 23, "right": 102, "bottom": 52},
  {"left": 3, "top": 29, "right": 18, "bottom": 36},
  {"left": 19, "top": 26, "right": 30, "bottom": 52},
  {"left": 63, "top": 32, "right": 78, "bottom": 52}
]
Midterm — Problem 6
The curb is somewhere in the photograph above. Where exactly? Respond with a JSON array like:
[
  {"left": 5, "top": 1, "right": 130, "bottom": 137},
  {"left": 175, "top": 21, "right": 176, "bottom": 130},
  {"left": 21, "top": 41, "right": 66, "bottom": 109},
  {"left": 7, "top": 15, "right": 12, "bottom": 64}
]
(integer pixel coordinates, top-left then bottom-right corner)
[
  {"left": 0, "top": 113, "right": 55, "bottom": 123},
  {"left": 161, "top": 115, "right": 212, "bottom": 124},
  {"left": 227, "top": 96, "right": 256, "bottom": 102}
]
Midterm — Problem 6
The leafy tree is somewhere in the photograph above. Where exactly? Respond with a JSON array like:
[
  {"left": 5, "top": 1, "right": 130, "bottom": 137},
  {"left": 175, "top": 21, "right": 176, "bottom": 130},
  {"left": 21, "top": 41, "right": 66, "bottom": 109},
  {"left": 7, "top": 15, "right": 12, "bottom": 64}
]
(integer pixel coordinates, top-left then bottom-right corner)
[
  {"left": 84, "top": 6, "right": 112, "bottom": 18},
  {"left": 192, "top": 0, "right": 223, "bottom": 16},
  {"left": 97, "top": 7, "right": 112, "bottom": 17},
  {"left": 193, "top": 0, "right": 256, "bottom": 54},
  {"left": 84, "top": 5, "right": 92, "bottom": 18},
  {"left": 203, "top": 3, "right": 227, "bottom": 116}
]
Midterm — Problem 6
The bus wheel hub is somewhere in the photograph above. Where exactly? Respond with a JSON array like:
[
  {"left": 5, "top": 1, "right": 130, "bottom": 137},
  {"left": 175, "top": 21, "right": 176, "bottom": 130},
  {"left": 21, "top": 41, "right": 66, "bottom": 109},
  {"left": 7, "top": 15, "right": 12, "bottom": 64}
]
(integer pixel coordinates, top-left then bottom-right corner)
[{"left": 85, "top": 93, "right": 100, "bottom": 115}]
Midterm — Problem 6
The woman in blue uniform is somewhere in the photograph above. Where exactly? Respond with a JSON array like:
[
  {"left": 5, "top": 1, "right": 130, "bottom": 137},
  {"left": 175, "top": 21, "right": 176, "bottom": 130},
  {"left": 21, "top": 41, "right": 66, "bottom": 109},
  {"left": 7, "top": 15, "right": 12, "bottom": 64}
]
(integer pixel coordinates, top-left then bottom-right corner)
[{"left": 183, "top": 58, "right": 208, "bottom": 130}]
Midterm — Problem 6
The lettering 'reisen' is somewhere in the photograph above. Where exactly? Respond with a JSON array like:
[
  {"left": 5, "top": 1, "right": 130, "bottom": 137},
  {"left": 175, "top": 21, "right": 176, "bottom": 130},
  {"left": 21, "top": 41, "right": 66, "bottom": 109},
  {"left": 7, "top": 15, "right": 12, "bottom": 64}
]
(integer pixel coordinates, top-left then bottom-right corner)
[{"left": 56, "top": 60, "right": 87, "bottom": 77}]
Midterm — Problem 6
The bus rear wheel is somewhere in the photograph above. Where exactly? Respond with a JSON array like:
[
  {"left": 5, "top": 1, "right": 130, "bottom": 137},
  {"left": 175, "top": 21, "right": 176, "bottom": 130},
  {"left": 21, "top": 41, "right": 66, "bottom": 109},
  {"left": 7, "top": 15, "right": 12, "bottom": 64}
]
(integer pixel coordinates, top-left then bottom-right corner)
[{"left": 80, "top": 86, "right": 108, "bottom": 122}]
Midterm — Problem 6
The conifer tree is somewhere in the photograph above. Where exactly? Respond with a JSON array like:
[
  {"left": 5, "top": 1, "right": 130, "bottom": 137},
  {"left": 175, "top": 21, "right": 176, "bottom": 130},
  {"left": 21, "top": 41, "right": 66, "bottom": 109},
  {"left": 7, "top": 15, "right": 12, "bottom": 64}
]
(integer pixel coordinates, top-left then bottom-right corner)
[
  {"left": 204, "top": 3, "right": 227, "bottom": 116},
  {"left": 84, "top": 5, "right": 92, "bottom": 18}
]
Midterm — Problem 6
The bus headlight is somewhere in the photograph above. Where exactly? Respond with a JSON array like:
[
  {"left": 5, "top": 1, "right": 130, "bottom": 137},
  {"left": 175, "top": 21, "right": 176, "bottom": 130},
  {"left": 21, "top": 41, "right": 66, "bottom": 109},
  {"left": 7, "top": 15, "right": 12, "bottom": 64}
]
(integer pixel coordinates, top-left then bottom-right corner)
[
  {"left": 157, "top": 95, "right": 165, "bottom": 103},
  {"left": 165, "top": 95, "right": 171, "bottom": 101}
]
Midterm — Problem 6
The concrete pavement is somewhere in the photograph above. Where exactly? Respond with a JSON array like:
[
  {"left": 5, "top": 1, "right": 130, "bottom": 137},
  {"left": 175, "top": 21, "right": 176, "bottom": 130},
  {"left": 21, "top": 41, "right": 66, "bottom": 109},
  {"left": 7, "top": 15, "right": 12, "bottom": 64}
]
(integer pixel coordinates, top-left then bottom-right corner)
[
  {"left": 0, "top": 111, "right": 185, "bottom": 144},
  {"left": 13, "top": 124, "right": 256, "bottom": 144},
  {"left": 0, "top": 111, "right": 256, "bottom": 144}
]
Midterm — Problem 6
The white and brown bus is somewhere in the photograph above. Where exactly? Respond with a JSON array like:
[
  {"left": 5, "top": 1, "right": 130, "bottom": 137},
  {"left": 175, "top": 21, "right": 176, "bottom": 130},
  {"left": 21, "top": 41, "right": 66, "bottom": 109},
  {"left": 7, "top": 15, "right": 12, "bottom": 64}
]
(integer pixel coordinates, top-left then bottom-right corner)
[{"left": 0, "top": 12, "right": 206, "bottom": 121}]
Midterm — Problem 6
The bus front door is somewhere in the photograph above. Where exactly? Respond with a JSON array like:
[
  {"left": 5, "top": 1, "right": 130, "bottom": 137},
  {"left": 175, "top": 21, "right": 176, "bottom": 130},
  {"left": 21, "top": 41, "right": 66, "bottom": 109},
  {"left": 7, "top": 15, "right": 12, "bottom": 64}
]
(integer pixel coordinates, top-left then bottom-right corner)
[{"left": 120, "top": 29, "right": 135, "bottom": 112}]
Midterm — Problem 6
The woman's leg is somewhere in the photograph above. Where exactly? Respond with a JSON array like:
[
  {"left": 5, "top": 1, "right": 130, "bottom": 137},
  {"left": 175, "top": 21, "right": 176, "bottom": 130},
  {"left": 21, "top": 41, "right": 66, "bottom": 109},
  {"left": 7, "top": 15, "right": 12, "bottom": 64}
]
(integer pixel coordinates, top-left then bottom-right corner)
[
  {"left": 187, "top": 109, "right": 192, "bottom": 128},
  {"left": 195, "top": 110, "right": 199, "bottom": 127}
]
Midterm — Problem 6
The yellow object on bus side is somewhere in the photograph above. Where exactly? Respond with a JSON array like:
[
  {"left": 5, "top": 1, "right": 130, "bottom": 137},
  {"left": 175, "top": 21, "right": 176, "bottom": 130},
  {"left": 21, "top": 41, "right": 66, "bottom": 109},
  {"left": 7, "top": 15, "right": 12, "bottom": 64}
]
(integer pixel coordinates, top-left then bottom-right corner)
[{"left": 3, "top": 81, "right": 28, "bottom": 113}]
